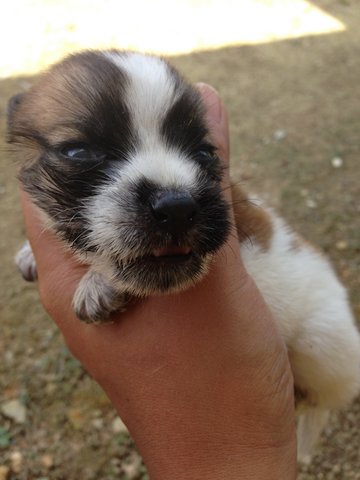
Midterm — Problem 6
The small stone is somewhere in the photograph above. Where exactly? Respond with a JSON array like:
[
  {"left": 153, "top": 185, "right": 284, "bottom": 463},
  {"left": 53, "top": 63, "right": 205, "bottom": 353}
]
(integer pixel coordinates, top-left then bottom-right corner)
[
  {"left": 336, "top": 240, "right": 348, "bottom": 250},
  {"left": 112, "top": 416, "right": 128, "bottom": 434},
  {"left": 331, "top": 156, "right": 343, "bottom": 168},
  {"left": 306, "top": 198, "right": 317, "bottom": 209},
  {"left": 123, "top": 463, "right": 138, "bottom": 479},
  {"left": 4, "top": 351, "right": 14, "bottom": 365},
  {"left": 0, "top": 466, "right": 10, "bottom": 480},
  {"left": 10, "top": 451, "right": 23, "bottom": 474},
  {"left": 274, "top": 129, "right": 287, "bottom": 141},
  {"left": 91, "top": 418, "right": 104, "bottom": 430},
  {"left": 122, "top": 453, "right": 142, "bottom": 479},
  {"left": 1, "top": 399, "right": 26, "bottom": 424},
  {"left": 40, "top": 454, "right": 54, "bottom": 470}
]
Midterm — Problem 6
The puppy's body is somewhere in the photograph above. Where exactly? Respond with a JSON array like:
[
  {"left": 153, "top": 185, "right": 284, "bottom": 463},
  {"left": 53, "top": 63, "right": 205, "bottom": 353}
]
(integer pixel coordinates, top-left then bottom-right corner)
[{"left": 8, "top": 51, "right": 360, "bottom": 459}]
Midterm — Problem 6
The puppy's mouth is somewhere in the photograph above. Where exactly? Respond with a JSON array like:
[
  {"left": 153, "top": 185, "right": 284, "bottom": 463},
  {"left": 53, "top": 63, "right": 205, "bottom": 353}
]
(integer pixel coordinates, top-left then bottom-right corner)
[
  {"left": 150, "top": 245, "right": 192, "bottom": 263},
  {"left": 115, "top": 243, "right": 208, "bottom": 294},
  {"left": 116, "top": 244, "right": 196, "bottom": 269}
]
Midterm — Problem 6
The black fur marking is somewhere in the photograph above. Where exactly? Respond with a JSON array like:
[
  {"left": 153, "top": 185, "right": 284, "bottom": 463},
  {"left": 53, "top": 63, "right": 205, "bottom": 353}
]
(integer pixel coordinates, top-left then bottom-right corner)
[
  {"left": 9, "top": 51, "right": 138, "bottom": 161},
  {"left": 192, "top": 177, "right": 230, "bottom": 255},
  {"left": 134, "top": 178, "right": 158, "bottom": 207},
  {"left": 57, "top": 52, "right": 138, "bottom": 156},
  {"left": 117, "top": 253, "right": 206, "bottom": 293},
  {"left": 18, "top": 153, "right": 113, "bottom": 251},
  {"left": 161, "top": 86, "right": 208, "bottom": 155},
  {"left": 161, "top": 85, "right": 224, "bottom": 182}
]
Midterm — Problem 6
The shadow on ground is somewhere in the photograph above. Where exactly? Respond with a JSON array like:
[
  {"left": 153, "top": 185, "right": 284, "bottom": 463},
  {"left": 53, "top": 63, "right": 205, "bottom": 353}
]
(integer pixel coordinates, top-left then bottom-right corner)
[{"left": 1, "top": 1, "right": 359, "bottom": 478}]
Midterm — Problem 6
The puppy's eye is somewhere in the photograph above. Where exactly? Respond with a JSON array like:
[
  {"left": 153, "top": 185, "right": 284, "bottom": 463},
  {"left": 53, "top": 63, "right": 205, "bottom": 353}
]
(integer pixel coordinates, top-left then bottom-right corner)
[
  {"left": 60, "top": 144, "right": 106, "bottom": 161},
  {"left": 193, "top": 144, "right": 218, "bottom": 163}
]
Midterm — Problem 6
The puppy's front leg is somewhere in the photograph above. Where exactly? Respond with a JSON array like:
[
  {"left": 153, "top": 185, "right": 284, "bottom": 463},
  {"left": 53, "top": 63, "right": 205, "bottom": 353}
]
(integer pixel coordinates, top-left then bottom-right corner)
[
  {"left": 73, "top": 269, "right": 129, "bottom": 324},
  {"left": 15, "top": 240, "right": 37, "bottom": 281}
]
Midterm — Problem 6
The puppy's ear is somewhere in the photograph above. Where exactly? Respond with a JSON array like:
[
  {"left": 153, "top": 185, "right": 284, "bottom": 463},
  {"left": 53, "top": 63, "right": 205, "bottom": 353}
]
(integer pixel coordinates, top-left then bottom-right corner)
[{"left": 6, "top": 93, "right": 24, "bottom": 131}]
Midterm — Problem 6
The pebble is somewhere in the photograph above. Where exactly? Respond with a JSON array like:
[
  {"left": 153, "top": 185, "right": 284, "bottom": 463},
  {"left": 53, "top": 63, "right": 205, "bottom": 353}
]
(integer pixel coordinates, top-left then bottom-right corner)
[
  {"left": 0, "top": 466, "right": 10, "bottom": 480},
  {"left": 112, "top": 416, "right": 128, "bottom": 434},
  {"left": 1, "top": 399, "right": 26, "bottom": 424},
  {"left": 4, "top": 351, "right": 14, "bottom": 365},
  {"left": 331, "top": 156, "right": 343, "bottom": 168},
  {"left": 10, "top": 451, "right": 23, "bottom": 474},
  {"left": 91, "top": 418, "right": 104, "bottom": 430},
  {"left": 336, "top": 240, "right": 348, "bottom": 251},
  {"left": 306, "top": 198, "right": 318, "bottom": 209},
  {"left": 274, "top": 129, "right": 287, "bottom": 141},
  {"left": 122, "top": 453, "right": 142, "bottom": 479},
  {"left": 40, "top": 454, "right": 54, "bottom": 470}
]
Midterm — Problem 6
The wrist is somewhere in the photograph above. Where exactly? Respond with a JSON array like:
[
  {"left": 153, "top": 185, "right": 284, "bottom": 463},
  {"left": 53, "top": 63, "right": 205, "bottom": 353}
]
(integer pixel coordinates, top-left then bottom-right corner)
[
  {"left": 137, "top": 434, "right": 297, "bottom": 480},
  {"left": 105, "top": 383, "right": 297, "bottom": 480}
]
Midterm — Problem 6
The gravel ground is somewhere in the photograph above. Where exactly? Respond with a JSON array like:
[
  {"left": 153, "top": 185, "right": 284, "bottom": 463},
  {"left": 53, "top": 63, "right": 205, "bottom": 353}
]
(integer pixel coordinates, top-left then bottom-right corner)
[{"left": 1, "top": 1, "right": 360, "bottom": 478}]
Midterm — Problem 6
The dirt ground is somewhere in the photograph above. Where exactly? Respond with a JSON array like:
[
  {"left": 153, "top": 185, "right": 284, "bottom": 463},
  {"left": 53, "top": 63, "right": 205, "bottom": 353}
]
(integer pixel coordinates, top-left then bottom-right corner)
[{"left": 1, "top": 1, "right": 360, "bottom": 478}]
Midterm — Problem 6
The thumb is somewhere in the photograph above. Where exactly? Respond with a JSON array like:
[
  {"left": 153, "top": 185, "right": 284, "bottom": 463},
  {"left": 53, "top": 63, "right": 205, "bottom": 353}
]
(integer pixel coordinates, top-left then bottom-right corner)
[{"left": 196, "top": 83, "right": 230, "bottom": 166}]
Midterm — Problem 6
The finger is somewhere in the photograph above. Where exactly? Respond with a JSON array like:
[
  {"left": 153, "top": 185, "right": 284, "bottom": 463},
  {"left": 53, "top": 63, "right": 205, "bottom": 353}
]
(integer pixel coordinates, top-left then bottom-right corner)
[{"left": 196, "top": 83, "right": 230, "bottom": 165}]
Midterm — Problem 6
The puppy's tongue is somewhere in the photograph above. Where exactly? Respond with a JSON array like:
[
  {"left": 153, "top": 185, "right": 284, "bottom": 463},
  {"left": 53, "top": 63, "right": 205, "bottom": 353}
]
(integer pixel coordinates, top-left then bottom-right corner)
[{"left": 152, "top": 246, "right": 191, "bottom": 257}]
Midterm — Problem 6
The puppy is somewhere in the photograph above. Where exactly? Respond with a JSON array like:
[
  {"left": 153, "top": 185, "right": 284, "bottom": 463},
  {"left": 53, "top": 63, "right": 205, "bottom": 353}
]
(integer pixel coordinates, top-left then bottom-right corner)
[{"left": 8, "top": 50, "right": 360, "bottom": 459}]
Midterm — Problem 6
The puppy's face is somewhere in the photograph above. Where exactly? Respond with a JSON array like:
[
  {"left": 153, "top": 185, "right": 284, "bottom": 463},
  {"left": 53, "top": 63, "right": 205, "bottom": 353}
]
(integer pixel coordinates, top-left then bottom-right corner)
[{"left": 8, "top": 51, "right": 230, "bottom": 295}]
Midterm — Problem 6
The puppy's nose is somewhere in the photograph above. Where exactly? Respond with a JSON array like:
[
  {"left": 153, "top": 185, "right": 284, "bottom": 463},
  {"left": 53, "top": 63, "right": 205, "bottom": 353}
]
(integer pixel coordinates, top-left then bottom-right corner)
[{"left": 151, "top": 191, "right": 198, "bottom": 234}]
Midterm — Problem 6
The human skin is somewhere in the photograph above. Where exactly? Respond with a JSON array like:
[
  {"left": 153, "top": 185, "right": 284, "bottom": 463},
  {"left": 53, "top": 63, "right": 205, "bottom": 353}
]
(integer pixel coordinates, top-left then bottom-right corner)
[{"left": 19, "top": 84, "right": 297, "bottom": 479}]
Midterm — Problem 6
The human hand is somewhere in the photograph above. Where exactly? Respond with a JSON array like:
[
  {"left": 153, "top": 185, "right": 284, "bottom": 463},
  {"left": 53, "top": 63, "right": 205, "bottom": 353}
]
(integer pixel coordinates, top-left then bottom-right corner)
[{"left": 20, "top": 84, "right": 297, "bottom": 479}]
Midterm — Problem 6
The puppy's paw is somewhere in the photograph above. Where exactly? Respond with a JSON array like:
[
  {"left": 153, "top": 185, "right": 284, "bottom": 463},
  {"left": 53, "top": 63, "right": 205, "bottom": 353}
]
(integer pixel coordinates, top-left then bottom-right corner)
[
  {"left": 15, "top": 240, "right": 37, "bottom": 281},
  {"left": 73, "top": 270, "right": 128, "bottom": 324}
]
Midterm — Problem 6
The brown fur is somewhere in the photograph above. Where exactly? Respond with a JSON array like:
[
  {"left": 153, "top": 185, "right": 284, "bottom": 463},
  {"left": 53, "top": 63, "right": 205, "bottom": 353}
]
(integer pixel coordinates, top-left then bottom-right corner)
[
  {"left": 231, "top": 182, "right": 273, "bottom": 251},
  {"left": 9, "top": 51, "right": 130, "bottom": 148}
]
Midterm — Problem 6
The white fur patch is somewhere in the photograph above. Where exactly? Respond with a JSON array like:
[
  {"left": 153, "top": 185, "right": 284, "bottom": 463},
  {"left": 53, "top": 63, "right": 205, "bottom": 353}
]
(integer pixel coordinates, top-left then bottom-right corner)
[
  {"left": 104, "top": 51, "right": 199, "bottom": 190},
  {"left": 73, "top": 269, "right": 127, "bottom": 323},
  {"left": 240, "top": 208, "right": 360, "bottom": 456},
  {"left": 121, "top": 146, "right": 199, "bottom": 190},
  {"left": 241, "top": 210, "right": 360, "bottom": 409},
  {"left": 104, "top": 51, "right": 180, "bottom": 140}
]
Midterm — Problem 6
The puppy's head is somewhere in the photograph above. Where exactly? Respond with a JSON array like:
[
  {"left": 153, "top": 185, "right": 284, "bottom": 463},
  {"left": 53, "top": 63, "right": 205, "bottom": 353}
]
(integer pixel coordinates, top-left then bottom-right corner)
[{"left": 8, "top": 50, "right": 230, "bottom": 295}]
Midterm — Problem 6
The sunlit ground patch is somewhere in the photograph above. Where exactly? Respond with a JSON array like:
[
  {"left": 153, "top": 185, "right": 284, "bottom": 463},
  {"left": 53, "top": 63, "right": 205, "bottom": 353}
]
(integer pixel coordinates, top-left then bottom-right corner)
[{"left": 1, "top": 0, "right": 345, "bottom": 78}]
